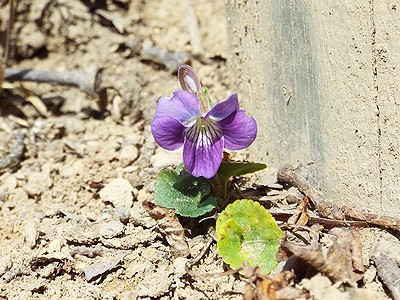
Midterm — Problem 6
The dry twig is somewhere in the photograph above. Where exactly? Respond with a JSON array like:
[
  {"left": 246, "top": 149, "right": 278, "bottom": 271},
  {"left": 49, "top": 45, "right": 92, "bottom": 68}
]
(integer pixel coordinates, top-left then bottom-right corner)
[
  {"left": 270, "top": 209, "right": 369, "bottom": 230},
  {"left": 3, "top": 0, "right": 14, "bottom": 67},
  {"left": 373, "top": 241, "right": 400, "bottom": 300},
  {"left": 140, "top": 40, "right": 189, "bottom": 70},
  {"left": 277, "top": 164, "right": 400, "bottom": 232},
  {"left": 4, "top": 68, "right": 103, "bottom": 95},
  {"left": 277, "top": 164, "right": 344, "bottom": 219},
  {"left": 375, "top": 253, "right": 400, "bottom": 300},
  {"left": 1, "top": 0, "right": 15, "bottom": 89},
  {"left": 0, "top": 58, "right": 3, "bottom": 88}
]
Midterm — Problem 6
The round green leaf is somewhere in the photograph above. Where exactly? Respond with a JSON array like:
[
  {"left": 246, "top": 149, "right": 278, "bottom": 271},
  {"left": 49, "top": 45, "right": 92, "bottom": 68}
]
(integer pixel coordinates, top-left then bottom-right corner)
[{"left": 216, "top": 199, "right": 283, "bottom": 274}]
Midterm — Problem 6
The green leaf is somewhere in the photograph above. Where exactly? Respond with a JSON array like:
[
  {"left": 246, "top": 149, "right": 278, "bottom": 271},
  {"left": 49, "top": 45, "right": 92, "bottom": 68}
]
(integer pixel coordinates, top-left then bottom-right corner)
[
  {"left": 215, "top": 161, "right": 267, "bottom": 200},
  {"left": 217, "top": 161, "right": 267, "bottom": 181},
  {"left": 154, "top": 168, "right": 217, "bottom": 217},
  {"left": 216, "top": 199, "right": 283, "bottom": 274}
]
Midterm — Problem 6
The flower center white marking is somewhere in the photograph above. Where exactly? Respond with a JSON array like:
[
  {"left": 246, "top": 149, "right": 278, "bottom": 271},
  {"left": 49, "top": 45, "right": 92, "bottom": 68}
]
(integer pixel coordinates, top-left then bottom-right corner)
[{"left": 186, "top": 117, "right": 222, "bottom": 147}]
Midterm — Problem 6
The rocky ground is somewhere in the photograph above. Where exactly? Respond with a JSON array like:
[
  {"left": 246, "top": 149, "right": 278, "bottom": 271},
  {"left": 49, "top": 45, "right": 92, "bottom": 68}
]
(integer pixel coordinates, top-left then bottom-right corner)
[{"left": 0, "top": 1, "right": 398, "bottom": 299}]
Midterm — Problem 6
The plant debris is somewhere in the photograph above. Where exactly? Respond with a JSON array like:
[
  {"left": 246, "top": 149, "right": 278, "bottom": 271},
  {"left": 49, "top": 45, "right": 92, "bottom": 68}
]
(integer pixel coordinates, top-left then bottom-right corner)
[
  {"left": 283, "top": 227, "right": 365, "bottom": 282},
  {"left": 242, "top": 266, "right": 303, "bottom": 300},
  {"left": 0, "top": 0, "right": 397, "bottom": 298},
  {"left": 142, "top": 200, "right": 190, "bottom": 257},
  {"left": 277, "top": 164, "right": 400, "bottom": 232}
]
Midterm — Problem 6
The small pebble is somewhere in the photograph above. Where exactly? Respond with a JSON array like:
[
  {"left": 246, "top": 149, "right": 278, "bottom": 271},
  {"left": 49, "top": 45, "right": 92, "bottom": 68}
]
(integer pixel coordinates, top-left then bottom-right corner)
[
  {"left": 1, "top": 175, "right": 18, "bottom": 190},
  {"left": 97, "top": 220, "right": 124, "bottom": 238},
  {"left": 99, "top": 178, "right": 134, "bottom": 209},
  {"left": 119, "top": 144, "right": 139, "bottom": 167}
]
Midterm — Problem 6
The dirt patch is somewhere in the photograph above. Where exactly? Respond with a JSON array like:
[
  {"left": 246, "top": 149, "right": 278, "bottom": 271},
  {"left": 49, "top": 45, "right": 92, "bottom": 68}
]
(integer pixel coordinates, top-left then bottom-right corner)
[{"left": 0, "top": 1, "right": 398, "bottom": 299}]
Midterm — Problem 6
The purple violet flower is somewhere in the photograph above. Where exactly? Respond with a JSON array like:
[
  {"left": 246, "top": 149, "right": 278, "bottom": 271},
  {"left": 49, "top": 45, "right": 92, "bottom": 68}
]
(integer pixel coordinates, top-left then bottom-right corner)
[{"left": 151, "top": 66, "right": 257, "bottom": 179}]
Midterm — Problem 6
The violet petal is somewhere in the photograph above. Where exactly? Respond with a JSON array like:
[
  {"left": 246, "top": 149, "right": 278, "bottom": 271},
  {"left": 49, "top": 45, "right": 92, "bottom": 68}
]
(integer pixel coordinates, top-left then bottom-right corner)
[
  {"left": 218, "top": 110, "right": 257, "bottom": 150},
  {"left": 155, "top": 90, "right": 201, "bottom": 123},
  {"left": 183, "top": 135, "right": 224, "bottom": 179},
  {"left": 151, "top": 116, "right": 185, "bottom": 150},
  {"left": 205, "top": 93, "right": 240, "bottom": 121}
]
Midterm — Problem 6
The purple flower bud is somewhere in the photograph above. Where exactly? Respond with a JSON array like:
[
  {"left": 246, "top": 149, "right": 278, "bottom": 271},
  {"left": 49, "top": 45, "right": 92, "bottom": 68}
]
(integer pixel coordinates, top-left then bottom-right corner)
[{"left": 178, "top": 65, "right": 202, "bottom": 94}]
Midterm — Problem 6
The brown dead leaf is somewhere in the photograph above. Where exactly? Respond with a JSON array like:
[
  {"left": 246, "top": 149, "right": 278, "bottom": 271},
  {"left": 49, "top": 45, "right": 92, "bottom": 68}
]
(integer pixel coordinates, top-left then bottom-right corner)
[
  {"left": 142, "top": 200, "right": 189, "bottom": 257},
  {"left": 287, "top": 196, "right": 310, "bottom": 226},
  {"left": 243, "top": 265, "right": 300, "bottom": 300},
  {"left": 283, "top": 227, "right": 364, "bottom": 282}
]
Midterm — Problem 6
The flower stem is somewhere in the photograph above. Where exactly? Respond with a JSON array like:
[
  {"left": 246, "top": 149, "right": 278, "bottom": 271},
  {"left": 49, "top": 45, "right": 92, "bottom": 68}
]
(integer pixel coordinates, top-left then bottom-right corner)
[{"left": 198, "top": 88, "right": 213, "bottom": 112}]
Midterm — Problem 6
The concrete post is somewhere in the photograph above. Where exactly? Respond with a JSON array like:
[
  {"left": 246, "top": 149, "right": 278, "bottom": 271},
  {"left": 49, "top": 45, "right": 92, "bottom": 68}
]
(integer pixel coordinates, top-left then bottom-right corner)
[{"left": 226, "top": 0, "right": 400, "bottom": 215}]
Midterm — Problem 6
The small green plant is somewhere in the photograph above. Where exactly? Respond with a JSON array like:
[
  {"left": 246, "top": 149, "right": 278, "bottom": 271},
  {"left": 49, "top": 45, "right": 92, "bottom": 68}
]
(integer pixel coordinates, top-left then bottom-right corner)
[{"left": 151, "top": 65, "right": 282, "bottom": 273}]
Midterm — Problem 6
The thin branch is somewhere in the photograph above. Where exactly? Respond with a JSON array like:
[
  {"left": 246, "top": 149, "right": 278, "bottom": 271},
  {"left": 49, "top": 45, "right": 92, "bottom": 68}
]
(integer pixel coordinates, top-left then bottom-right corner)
[
  {"left": 3, "top": 0, "right": 15, "bottom": 66},
  {"left": 277, "top": 164, "right": 344, "bottom": 219},
  {"left": 375, "top": 253, "right": 400, "bottom": 300},
  {"left": 3, "top": 67, "right": 103, "bottom": 95},
  {"left": 140, "top": 40, "right": 189, "bottom": 70},
  {"left": 277, "top": 164, "right": 400, "bottom": 232},
  {"left": 0, "top": 58, "right": 3, "bottom": 86},
  {"left": 270, "top": 208, "right": 370, "bottom": 230}
]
